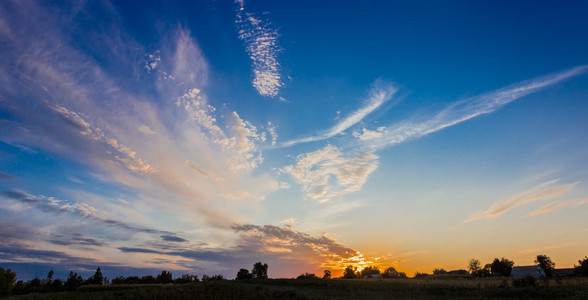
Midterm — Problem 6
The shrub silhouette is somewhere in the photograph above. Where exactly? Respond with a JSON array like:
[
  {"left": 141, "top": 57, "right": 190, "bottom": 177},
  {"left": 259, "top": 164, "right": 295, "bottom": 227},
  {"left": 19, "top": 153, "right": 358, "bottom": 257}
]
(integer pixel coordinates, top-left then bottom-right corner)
[
  {"left": 575, "top": 256, "right": 588, "bottom": 276},
  {"left": 296, "top": 273, "right": 318, "bottom": 279},
  {"left": 236, "top": 268, "right": 253, "bottom": 280}
]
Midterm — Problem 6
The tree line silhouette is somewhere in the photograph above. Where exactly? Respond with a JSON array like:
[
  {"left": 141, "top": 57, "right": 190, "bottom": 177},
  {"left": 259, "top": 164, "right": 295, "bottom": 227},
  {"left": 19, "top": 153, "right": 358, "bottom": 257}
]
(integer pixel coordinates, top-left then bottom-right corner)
[
  {"left": 0, "top": 267, "right": 222, "bottom": 296},
  {"left": 2, "top": 255, "right": 588, "bottom": 296}
]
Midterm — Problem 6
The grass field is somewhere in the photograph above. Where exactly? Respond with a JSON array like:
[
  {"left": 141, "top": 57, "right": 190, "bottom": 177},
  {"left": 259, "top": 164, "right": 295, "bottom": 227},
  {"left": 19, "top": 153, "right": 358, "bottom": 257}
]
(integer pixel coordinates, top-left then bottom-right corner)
[{"left": 6, "top": 277, "right": 588, "bottom": 299}]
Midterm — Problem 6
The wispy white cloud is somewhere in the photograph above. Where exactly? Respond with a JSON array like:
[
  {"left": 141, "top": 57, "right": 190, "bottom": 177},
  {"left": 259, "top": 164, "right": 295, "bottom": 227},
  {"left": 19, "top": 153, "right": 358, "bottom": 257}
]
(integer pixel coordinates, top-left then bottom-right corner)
[
  {"left": 144, "top": 50, "right": 161, "bottom": 74},
  {"left": 137, "top": 125, "right": 157, "bottom": 135},
  {"left": 365, "top": 65, "right": 588, "bottom": 150},
  {"left": 353, "top": 126, "right": 386, "bottom": 141},
  {"left": 176, "top": 88, "right": 265, "bottom": 172},
  {"left": 267, "top": 121, "right": 278, "bottom": 146},
  {"left": 235, "top": 0, "right": 283, "bottom": 97},
  {"left": 226, "top": 111, "right": 265, "bottom": 172},
  {"left": 282, "top": 145, "right": 378, "bottom": 202},
  {"left": 282, "top": 82, "right": 397, "bottom": 147},
  {"left": 527, "top": 199, "right": 588, "bottom": 217},
  {"left": 465, "top": 179, "right": 578, "bottom": 223},
  {"left": 171, "top": 28, "right": 209, "bottom": 87},
  {"left": 51, "top": 104, "right": 156, "bottom": 174}
]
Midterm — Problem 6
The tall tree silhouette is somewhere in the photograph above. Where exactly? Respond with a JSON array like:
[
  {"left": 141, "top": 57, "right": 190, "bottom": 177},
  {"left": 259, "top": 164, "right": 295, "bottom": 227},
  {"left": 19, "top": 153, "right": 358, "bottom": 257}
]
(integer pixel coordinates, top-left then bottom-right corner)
[
  {"left": 535, "top": 255, "right": 555, "bottom": 277},
  {"left": 156, "top": 270, "right": 173, "bottom": 283},
  {"left": 90, "top": 267, "right": 104, "bottom": 285},
  {"left": 251, "top": 262, "right": 268, "bottom": 279},
  {"left": 0, "top": 267, "right": 17, "bottom": 296},
  {"left": 65, "top": 271, "right": 83, "bottom": 291},
  {"left": 490, "top": 258, "right": 514, "bottom": 277},
  {"left": 360, "top": 266, "right": 380, "bottom": 277},
  {"left": 343, "top": 266, "right": 358, "bottom": 279}
]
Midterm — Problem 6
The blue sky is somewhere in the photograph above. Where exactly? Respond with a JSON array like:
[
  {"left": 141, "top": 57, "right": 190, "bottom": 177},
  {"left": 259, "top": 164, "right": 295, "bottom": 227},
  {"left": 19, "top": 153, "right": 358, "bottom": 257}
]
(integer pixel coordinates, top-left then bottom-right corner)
[{"left": 1, "top": 0, "right": 588, "bottom": 280}]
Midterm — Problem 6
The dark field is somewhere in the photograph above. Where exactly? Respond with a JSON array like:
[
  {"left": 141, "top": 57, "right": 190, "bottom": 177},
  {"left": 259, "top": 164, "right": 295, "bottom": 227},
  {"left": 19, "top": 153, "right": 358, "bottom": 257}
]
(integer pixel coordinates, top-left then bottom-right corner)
[{"left": 6, "top": 277, "right": 588, "bottom": 299}]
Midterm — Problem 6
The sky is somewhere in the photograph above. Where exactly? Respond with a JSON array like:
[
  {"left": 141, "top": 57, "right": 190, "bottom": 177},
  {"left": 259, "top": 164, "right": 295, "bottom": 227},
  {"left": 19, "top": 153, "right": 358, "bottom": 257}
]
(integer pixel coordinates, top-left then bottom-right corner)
[{"left": 1, "top": 0, "right": 588, "bottom": 280}]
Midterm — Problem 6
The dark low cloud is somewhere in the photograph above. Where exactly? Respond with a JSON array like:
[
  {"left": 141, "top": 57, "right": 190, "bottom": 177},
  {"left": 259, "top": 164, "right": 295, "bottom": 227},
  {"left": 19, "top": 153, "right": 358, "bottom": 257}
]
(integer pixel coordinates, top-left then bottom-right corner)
[
  {"left": 233, "top": 224, "right": 358, "bottom": 258},
  {"left": 0, "top": 218, "right": 39, "bottom": 241},
  {"left": 161, "top": 235, "right": 187, "bottom": 243},
  {"left": 117, "top": 246, "right": 231, "bottom": 262},
  {"left": 0, "top": 190, "right": 173, "bottom": 236},
  {"left": 118, "top": 247, "right": 162, "bottom": 254},
  {"left": 0, "top": 243, "right": 98, "bottom": 266},
  {"left": 118, "top": 223, "right": 367, "bottom": 277},
  {"left": 48, "top": 233, "right": 107, "bottom": 247}
]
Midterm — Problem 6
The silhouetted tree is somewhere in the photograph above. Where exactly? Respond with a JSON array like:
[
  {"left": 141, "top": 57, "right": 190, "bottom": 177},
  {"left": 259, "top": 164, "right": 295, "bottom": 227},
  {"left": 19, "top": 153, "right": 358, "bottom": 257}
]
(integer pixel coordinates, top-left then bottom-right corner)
[
  {"left": 201, "top": 274, "right": 224, "bottom": 281},
  {"left": 433, "top": 268, "right": 448, "bottom": 275},
  {"left": 343, "top": 265, "right": 358, "bottom": 279},
  {"left": 413, "top": 272, "right": 429, "bottom": 278},
  {"left": 0, "top": 267, "right": 17, "bottom": 296},
  {"left": 174, "top": 274, "right": 199, "bottom": 284},
  {"left": 322, "top": 270, "right": 331, "bottom": 279},
  {"left": 12, "top": 280, "right": 26, "bottom": 295},
  {"left": 468, "top": 259, "right": 482, "bottom": 276},
  {"left": 490, "top": 258, "right": 515, "bottom": 277},
  {"left": 156, "top": 270, "right": 173, "bottom": 284},
  {"left": 382, "top": 267, "right": 398, "bottom": 278},
  {"left": 296, "top": 273, "right": 318, "bottom": 279},
  {"left": 125, "top": 276, "right": 141, "bottom": 284},
  {"left": 212, "top": 275, "right": 224, "bottom": 280},
  {"left": 46, "top": 270, "right": 54, "bottom": 281},
  {"left": 29, "top": 277, "right": 42, "bottom": 290},
  {"left": 236, "top": 268, "right": 253, "bottom": 280},
  {"left": 469, "top": 259, "right": 490, "bottom": 277},
  {"left": 251, "top": 262, "right": 268, "bottom": 279},
  {"left": 535, "top": 254, "right": 555, "bottom": 277},
  {"left": 360, "top": 266, "right": 380, "bottom": 278},
  {"left": 88, "top": 267, "right": 104, "bottom": 285},
  {"left": 141, "top": 275, "right": 156, "bottom": 284},
  {"left": 575, "top": 256, "right": 588, "bottom": 276},
  {"left": 41, "top": 270, "right": 62, "bottom": 292},
  {"left": 49, "top": 279, "right": 63, "bottom": 291},
  {"left": 111, "top": 276, "right": 125, "bottom": 285},
  {"left": 64, "top": 271, "right": 83, "bottom": 291}
]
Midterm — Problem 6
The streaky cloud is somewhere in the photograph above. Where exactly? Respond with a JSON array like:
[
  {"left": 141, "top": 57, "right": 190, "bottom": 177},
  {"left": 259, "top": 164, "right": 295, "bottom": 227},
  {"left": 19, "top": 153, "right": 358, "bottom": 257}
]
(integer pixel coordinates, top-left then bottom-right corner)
[
  {"left": 281, "top": 81, "right": 398, "bottom": 147},
  {"left": 365, "top": 65, "right": 588, "bottom": 150},
  {"left": 465, "top": 179, "right": 578, "bottom": 223},
  {"left": 527, "top": 198, "right": 588, "bottom": 217},
  {"left": 0, "top": 190, "right": 173, "bottom": 235}
]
